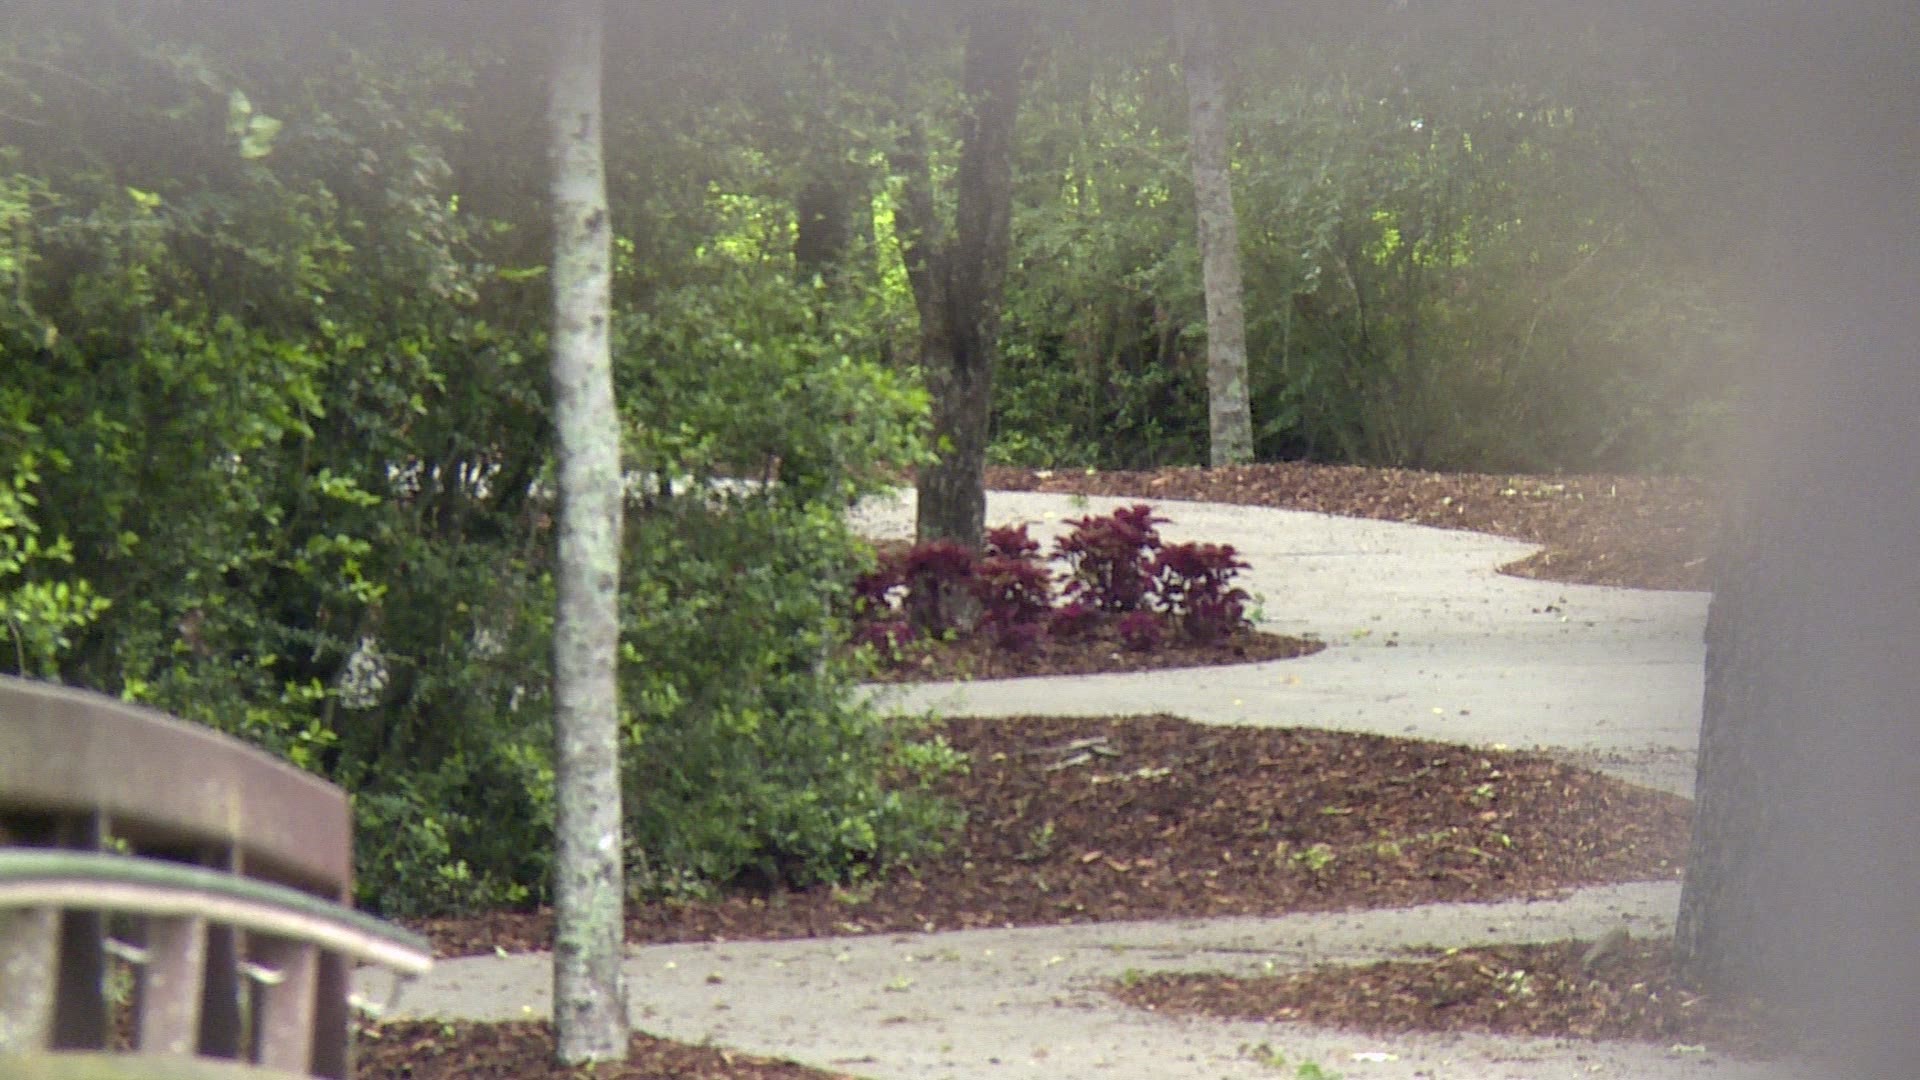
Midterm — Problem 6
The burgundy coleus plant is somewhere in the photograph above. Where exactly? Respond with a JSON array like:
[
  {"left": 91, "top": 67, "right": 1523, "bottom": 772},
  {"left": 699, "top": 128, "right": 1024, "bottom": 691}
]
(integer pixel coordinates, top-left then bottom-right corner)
[
  {"left": 1056, "top": 503, "right": 1168, "bottom": 613},
  {"left": 1151, "top": 541, "right": 1251, "bottom": 643}
]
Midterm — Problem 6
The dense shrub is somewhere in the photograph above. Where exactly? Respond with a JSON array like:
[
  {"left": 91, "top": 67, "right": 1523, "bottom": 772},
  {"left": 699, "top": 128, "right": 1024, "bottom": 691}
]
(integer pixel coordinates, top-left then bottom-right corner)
[
  {"left": 617, "top": 498, "right": 961, "bottom": 896},
  {"left": 0, "top": 11, "right": 957, "bottom": 914}
]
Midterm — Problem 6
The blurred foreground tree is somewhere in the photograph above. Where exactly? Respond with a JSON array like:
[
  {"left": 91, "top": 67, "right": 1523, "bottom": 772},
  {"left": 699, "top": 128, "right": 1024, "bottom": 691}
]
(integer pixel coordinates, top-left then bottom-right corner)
[{"left": 1673, "top": 6, "right": 1920, "bottom": 1076}]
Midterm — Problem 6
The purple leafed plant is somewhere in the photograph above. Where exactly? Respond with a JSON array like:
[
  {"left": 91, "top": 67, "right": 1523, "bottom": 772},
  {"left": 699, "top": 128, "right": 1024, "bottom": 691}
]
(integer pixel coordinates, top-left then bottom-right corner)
[
  {"left": 1151, "top": 541, "right": 1252, "bottom": 643},
  {"left": 1115, "top": 609, "right": 1166, "bottom": 652},
  {"left": 990, "top": 619, "right": 1046, "bottom": 656},
  {"left": 851, "top": 619, "right": 917, "bottom": 654},
  {"left": 985, "top": 523, "right": 1043, "bottom": 561},
  {"left": 1047, "top": 600, "right": 1100, "bottom": 641},
  {"left": 1056, "top": 503, "right": 1169, "bottom": 613},
  {"left": 973, "top": 554, "right": 1055, "bottom": 629},
  {"left": 849, "top": 506, "right": 1260, "bottom": 667}
]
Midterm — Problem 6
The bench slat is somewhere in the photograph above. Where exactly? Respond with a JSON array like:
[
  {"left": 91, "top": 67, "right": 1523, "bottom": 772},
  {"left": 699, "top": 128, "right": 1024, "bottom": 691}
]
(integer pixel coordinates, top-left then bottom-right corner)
[
  {"left": 0, "top": 907, "right": 60, "bottom": 1052},
  {"left": 251, "top": 938, "right": 318, "bottom": 1073},
  {"left": 0, "top": 852, "right": 432, "bottom": 976},
  {"left": 139, "top": 915, "right": 208, "bottom": 1056}
]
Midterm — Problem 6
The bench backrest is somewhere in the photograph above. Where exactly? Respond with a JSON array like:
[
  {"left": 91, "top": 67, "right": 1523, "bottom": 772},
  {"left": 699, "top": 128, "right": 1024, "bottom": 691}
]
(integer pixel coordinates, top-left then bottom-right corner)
[{"left": 0, "top": 675, "right": 431, "bottom": 1078}]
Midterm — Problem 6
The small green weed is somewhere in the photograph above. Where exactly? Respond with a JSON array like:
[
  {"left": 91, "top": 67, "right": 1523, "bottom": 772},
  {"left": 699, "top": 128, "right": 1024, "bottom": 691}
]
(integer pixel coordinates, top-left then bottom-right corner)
[
  {"left": 1289, "top": 842, "right": 1337, "bottom": 874},
  {"left": 1020, "top": 819, "right": 1058, "bottom": 861}
]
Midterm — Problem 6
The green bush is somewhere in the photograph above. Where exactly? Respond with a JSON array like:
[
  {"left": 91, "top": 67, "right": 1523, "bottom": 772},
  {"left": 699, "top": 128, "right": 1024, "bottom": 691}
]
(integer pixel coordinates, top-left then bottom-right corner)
[
  {"left": 991, "top": 29, "right": 1737, "bottom": 473},
  {"left": 1, "top": 11, "right": 956, "bottom": 917},
  {"left": 610, "top": 274, "right": 958, "bottom": 897}
]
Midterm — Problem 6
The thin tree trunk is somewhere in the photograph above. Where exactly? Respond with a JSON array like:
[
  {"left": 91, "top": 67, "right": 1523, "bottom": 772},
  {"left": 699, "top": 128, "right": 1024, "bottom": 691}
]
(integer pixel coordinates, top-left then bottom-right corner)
[
  {"left": 1177, "top": 1, "right": 1253, "bottom": 467},
  {"left": 546, "top": 0, "right": 627, "bottom": 1063},
  {"left": 900, "top": 7, "right": 1029, "bottom": 547}
]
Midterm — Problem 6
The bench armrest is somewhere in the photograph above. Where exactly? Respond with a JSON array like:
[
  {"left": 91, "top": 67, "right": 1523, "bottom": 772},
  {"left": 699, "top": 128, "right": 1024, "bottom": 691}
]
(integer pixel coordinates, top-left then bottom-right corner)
[
  {"left": 0, "top": 850, "right": 432, "bottom": 976},
  {"left": 0, "top": 1050, "right": 310, "bottom": 1079}
]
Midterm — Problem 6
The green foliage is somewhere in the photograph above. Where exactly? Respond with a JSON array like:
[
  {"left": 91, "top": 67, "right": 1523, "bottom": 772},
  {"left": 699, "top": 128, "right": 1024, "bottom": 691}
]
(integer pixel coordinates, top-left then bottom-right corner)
[
  {"left": 991, "top": 24, "right": 1738, "bottom": 473},
  {"left": 1, "top": 5, "right": 949, "bottom": 918},
  {"left": 0, "top": 452, "right": 110, "bottom": 675},
  {"left": 617, "top": 498, "right": 963, "bottom": 894},
  {"left": 612, "top": 274, "right": 952, "bottom": 896},
  {"left": 994, "top": 53, "right": 1210, "bottom": 468}
]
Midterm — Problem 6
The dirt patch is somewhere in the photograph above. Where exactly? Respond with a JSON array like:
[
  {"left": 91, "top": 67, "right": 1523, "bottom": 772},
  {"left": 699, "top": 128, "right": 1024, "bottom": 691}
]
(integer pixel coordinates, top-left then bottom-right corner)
[{"left": 414, "top": 715, "right": 1689, "bottom": 957}]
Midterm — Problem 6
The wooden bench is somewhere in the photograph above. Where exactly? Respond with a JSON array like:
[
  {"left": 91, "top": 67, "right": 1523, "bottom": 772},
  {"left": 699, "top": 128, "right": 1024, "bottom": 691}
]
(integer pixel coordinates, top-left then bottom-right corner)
[{"left": 0, "top": 675, "right": 433, "bottom": 1078}]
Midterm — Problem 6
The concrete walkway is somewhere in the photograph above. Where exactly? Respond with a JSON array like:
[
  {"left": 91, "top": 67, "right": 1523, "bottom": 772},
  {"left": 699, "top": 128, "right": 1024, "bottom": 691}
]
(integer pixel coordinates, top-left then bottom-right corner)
[
  {"left": 853, "top": 491, "right": 1709, "bottom": 797},
  {"left": 367, "top": 490, "right": 1781, "bottom": 1079}
]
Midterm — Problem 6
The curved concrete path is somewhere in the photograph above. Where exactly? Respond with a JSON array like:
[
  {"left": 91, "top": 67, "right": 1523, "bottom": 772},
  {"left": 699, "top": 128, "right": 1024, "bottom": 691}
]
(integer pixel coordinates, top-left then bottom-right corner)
[
  {"left": 853, "top": 491, "right": 1708, "bottom": 798},
  {"left": 367, "top": 490, "right": 1785, "bottom": 1079}
]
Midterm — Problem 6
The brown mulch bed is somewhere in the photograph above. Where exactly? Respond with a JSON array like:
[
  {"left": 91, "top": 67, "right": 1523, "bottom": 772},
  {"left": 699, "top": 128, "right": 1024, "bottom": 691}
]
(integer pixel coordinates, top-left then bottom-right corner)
[
  {"left": 1109, "top": 935, "right": 1794, "bottom": 1061},
  {"left": 357, "top": 1020, "right": 859, "bottom": 1080},
  {"left": 859, "top": 624, "right": 1323, "bottom": 682},
  {"left": 985, "top": 462, "right": 1716, "bottom": 591},
  {"left": 414, "top": 715, "right": 1689, "bottom": 958}
]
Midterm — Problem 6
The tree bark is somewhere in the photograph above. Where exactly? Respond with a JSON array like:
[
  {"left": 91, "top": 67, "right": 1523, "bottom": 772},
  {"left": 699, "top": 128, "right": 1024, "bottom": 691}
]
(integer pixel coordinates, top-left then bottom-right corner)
[
  {"left": 1177, "top": 1, "right": 1254, "bottom": 467},
  {"left": 896, "top": 7, "right": 1029, "bottom": 547},
  {"left": 546, "top": 0, "right": 627, "bottom": 1064},
  {"left": 1671, "top": 9, "right": 1920, "bottom": 1074}
]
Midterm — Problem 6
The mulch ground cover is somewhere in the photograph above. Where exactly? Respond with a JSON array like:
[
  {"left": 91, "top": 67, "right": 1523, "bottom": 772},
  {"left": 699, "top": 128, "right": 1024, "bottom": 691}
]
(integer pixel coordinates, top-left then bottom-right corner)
[
  {"left": 1109, "top": 934, "right": 1793, "bottom": 1061},
  {"left": 858, "top": 623, "right": 1322, "bottom": 682},
  {"left": 415, "top": 715, "right": 1689, "bottom": 957},
  {"left": 356, "top": 1020, "right": 860, "bottom": 1080}
]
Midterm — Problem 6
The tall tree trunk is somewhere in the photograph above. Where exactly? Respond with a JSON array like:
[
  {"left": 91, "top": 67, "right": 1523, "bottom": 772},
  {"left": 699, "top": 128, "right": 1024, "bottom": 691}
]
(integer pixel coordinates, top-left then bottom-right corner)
[
  {"left": 1672, "top": 8, "right": 1920, "bottom": 1074},
  {"left": 546, "top": 0, "right": 627, "bottom": 1064},
  {"left": 1177, "top": 1, "right": 1253, "bottom": 467},
  {"left": 894, "top": 7, "right": 1029, "bottom": 547}
]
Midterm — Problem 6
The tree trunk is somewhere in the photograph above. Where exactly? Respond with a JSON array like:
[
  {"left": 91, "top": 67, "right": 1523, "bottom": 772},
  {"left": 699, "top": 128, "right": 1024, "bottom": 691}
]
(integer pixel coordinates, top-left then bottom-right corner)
[
  {"left": 896, "top": 7, "right": 1029, "bottom": 547},
  {"left": 1672, "top": 9, "right": 1920, "bottom": 1074},
  {"left": 1177, "top": 1, "right": 1253, "bottom": 468},
  {"left": 546, "top": 0, "right": 627, "bottom": 1064},
  {"left": 794, "top": 174, "right": 856, "bottom": 284}
]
